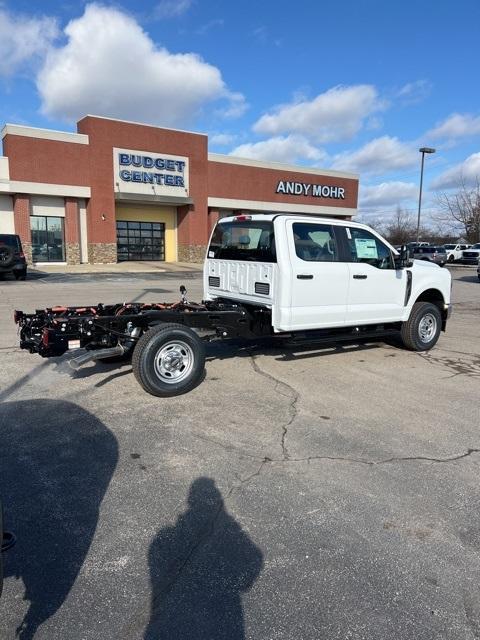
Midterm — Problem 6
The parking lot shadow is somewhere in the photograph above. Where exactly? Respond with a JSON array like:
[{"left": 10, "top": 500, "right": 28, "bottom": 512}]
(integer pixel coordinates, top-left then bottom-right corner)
[
  {"left": 144, "top": 478, "right": 263, "bottom": 640},
  {"left": 0, "top": 399, "right": 118, "bottom": 640}
]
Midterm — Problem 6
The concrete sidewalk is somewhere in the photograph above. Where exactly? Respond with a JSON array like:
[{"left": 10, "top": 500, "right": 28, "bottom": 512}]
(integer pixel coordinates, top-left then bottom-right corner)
[{"left": 29, "top": 261, "right": 203, "bottom": 275}]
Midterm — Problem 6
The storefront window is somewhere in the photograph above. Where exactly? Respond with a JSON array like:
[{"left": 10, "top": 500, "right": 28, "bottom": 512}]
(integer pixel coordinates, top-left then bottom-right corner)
[{"left": 30, "top": 216, "right": 65, "bottom": 262}]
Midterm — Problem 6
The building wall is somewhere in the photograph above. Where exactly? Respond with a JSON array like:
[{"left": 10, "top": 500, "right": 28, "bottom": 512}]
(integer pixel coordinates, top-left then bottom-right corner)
[
  {"left": 0, "top": 194, "right": 14, "bottom": 234},
  {"left": 3, "top": 135, "right": 90, "bottom": 186},
  {"left": 208, "top": 159, "right": 358, "bottom": 212}
]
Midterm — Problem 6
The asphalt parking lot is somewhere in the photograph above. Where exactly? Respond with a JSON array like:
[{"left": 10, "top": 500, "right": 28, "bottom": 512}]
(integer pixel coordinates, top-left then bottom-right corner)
[{"left": 1, "top": 266, "right": 479, "bottom": 639}]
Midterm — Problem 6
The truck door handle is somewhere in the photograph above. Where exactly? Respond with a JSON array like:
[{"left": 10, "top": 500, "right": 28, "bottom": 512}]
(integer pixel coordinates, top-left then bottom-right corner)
[
  {"left": 297, "top": 274, "right": 314, "bottom": 279},
  {"left": 353, "top": 274, "right": 368, "bottom": 279}
]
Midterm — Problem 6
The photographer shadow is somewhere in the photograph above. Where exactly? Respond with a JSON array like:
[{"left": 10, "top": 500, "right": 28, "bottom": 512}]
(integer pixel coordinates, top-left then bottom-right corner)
[
  {"left": 0, "top": 399, "right": 118, "bottom": 640},
  {"left": 144, "top": 477, "right": 263, "bottom": 640}
]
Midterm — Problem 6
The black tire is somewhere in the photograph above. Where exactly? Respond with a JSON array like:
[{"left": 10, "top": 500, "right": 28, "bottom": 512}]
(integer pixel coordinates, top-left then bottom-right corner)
[
  {"left": 132, "top": 323, "right": 205, "bottom": 397},
  {"left": 0, "top": 245, "right": 15, "bottom": 269},
  {"left": 14, "top": 269, "right": 27, "bottom": 281},
  {"left": 400, "top": 301, "right": 442, "bottom": 351},
  {"left": 448, "top": 254, "right": 455, "bottom": 263}
]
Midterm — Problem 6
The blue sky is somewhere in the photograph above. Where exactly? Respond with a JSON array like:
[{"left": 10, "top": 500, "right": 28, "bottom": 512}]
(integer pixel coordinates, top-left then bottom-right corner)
[{"left": 1, "top": 0, "right": 479, "bottom": 223}]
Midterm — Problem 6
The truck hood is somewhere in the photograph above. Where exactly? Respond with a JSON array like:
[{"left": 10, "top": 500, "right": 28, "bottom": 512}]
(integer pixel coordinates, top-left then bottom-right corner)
[{"left": 412, "top": 259, "right": 441, "bottom": 269}]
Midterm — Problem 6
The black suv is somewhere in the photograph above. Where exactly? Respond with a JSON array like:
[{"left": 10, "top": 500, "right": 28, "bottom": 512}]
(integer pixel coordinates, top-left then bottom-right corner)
[{"left": 0, "top": 234, "right": 27, "bottom": 280}]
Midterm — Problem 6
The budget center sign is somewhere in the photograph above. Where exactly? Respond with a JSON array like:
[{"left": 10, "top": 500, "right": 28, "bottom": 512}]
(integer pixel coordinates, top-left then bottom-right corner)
[{"left": 113, "top": 148, "right": 189, "bottom": 197}]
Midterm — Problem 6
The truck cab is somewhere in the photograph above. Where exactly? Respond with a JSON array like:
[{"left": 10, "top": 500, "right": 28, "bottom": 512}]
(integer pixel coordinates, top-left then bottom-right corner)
[{"left": 204, "top": 213, "right": 452, "bottom": 334}]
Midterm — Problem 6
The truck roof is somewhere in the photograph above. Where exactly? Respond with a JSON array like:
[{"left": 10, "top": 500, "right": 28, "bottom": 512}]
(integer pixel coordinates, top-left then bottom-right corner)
[{"left": 219, "top": 212, "right": 367, "bottom": 230}]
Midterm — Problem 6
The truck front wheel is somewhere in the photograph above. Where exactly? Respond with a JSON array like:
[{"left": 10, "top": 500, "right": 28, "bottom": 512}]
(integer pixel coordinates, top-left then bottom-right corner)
[
  {"left": 400, "top": 302, "right": 442, "bottom": 351},
  {"left": 132, "top": 323, "right": 205, "bottom": 397}
]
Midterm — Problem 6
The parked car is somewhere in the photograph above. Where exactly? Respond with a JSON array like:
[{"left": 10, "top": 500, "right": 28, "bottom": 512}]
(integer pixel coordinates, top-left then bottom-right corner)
[
  {"left": 443, "top": 243, "right": 471, "bottom": 262},
  {"left": 477, "top": 262, "right": 480, "bottom": 281},
  {"left": 412, "top": 246, "right": 448, "bottom": 266},
  {"left": 461, "top": 243, "right": 480, "bottom": 265},
  {"left": 0, "top": 234, "right": 27, "bottom": 280}
]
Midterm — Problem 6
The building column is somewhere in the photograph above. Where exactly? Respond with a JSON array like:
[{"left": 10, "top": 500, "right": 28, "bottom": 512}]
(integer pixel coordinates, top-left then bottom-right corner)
[
  {"left": 65, "top": 197, "right": 81, "bottom": 265},
  {"left": 208, "top": 208, "right": 220, "bottom": 235},
  {"left": 13, "top": 194, "right": 32, "bottom": 264},
  {"left": 177, "top": 204, "right": 208, "bottom": 262}
]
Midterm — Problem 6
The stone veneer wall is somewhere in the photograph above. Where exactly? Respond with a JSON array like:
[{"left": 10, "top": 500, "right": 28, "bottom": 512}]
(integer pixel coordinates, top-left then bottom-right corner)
[
  {"left": 178, "top": 244, "right": 207, "bottom": 263},
  {"left": 88, "top": 243, "right": 117, "bottom": 263},
  {"left": 66, "top": 242, "right": 81, "bottom": 265},
  {"left": 22, "top": 241, "right": 33, "bottom": 265}
]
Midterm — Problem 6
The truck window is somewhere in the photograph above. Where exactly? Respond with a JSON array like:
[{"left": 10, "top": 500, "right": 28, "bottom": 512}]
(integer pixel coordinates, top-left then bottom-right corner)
[
  {"left": 292, "top": 223, "right": 338, "bottom": 262},
  {"left": 208, "top": 221, "right": 276, "bottom": 262},
  {"left": 346, "top": 228, "right": 393, "bottom": 269}
]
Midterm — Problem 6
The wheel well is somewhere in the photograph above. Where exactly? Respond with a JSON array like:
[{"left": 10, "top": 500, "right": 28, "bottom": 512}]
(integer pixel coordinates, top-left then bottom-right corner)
[{"left": 414, "top": 289, "right": 447, "bottom": 329}]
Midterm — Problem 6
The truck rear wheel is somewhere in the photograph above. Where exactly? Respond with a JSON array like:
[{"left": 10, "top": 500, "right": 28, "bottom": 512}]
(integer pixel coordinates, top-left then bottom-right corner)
[
  {"left": 132, "top": 323, "right": 205, "bottom": 397},
  {"left": 400, "top": 302, "right": 442, "bottom": 351}
]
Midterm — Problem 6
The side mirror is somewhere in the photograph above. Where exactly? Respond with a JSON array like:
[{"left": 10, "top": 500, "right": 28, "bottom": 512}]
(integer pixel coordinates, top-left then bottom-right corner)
[{"left": 394, "top": 245, "right": 413, "bottom": 269}]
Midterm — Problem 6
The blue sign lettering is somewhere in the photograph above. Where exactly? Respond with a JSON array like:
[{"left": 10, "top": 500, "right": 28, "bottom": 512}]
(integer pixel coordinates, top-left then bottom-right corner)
[{"left": 117, "top": 151, "right": 187, "bottom": 189}]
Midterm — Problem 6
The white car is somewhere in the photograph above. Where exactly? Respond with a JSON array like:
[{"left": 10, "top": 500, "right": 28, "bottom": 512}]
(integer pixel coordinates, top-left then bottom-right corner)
[{"left": 443, "top": 243, "right": 471, "bottom": 262}]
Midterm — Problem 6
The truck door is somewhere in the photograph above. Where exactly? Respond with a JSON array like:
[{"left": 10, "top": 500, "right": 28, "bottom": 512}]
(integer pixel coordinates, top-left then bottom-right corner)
[
  {"left": 341, "top": 226, "right": 407, "bottom": 324},
  {"left": 286, "top": 220, "right": 349, "bottom": 330}
]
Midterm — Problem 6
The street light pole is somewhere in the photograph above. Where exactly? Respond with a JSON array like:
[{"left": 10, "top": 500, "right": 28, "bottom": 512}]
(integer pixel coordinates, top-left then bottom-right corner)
[{"left": 416, "top": 147, "right": 436, "bottom": 243}]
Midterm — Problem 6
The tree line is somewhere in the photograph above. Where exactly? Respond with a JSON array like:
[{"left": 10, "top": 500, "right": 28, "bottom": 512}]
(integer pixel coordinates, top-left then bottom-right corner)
[{"left": 365, "top": 179, "right": 480, "bottom": 246}]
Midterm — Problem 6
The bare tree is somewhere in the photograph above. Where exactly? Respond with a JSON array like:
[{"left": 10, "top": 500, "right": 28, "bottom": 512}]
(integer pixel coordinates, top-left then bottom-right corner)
[
  {"left": 383, "top": 207, "right": 417, "bottom": 245},
  {"left": 435, "top": 177, "right": 480, "bottom": 243}
]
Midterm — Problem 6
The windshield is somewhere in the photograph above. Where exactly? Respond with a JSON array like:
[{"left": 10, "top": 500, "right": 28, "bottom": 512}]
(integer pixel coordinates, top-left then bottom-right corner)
[
  {"left": 208, "top": 220, "right": 276, "bottom": 262},
  {"left": 472, "top": 244, "right": 480, "bottom": 249},
  {"left": 444, "top": 244, "right": 455, "bottom": 249}
]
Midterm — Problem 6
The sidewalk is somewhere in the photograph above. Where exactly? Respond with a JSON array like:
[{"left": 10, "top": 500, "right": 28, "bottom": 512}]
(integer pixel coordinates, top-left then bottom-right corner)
[{"left": 29, "top": 261, "right": 203, "bottom": 275}]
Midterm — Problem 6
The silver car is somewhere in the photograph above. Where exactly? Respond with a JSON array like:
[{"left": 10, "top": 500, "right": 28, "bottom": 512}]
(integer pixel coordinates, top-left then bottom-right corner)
[{"left": 412, "top": 246, "right": 448, "bottom": 266}]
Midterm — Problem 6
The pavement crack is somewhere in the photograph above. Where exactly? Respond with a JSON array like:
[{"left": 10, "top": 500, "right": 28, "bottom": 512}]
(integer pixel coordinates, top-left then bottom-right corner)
[
  {"left": 284, "top": 447, "right": 480, "bottom": 466},
  {"left": 249, "top": 353, "right": 299, "bottom": 460}
]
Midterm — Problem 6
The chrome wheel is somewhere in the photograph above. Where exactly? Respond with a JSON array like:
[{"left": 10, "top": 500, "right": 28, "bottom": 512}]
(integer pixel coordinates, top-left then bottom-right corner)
[
  {"left": 418, "top": 313, "right": 437, "bottom": 343},
  {"left": 154, "top": 341, "right": 194, "bottom": 383}
]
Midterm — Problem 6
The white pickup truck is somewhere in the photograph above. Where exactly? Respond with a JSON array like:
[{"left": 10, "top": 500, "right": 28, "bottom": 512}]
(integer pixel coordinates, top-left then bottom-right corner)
[
  {"left": 443, "top": 243, "right": 470, "bottom": 262},
  {"left": 17, "top": 213, "right": 452, "bottom": 396}
]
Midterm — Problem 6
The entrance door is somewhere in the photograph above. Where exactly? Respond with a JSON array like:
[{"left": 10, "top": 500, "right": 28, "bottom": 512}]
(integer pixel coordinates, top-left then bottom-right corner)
[
  {"left": 30, "top": 216, "right": 65, "bottom": 262},
  {"left": 286, "top": 220, "right": 349, "bottom": 330},
  {"left": 116, "top": 221, "right": 165, "bottom": 261}
]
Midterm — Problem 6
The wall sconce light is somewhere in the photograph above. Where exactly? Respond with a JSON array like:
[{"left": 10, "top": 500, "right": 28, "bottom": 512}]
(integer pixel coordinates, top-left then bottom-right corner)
[{"left": 101, "top": 214, "right": 106, "bottom": 221}]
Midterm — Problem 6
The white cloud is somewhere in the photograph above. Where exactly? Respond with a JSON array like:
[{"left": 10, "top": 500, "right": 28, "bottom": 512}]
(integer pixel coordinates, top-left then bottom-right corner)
[
  {"left": 360, "top": 181, "right": 418, "bottom": 209},
  {"left": 430, "top": 152, "right": 480, "bottom": 189},
  {"left": 0, "top": 9, "right": 58, "bottom": 76},
  {"left": 396, "top": 80, "right": 432, "bottom": 105},
  {"left": 154, "top": 0, "right": 193, "bottom": 19},
  {"left": 217, "top": 91, "right": 248, "bottom": 118},
  {"left": 428, "top": 113, "right": 480, "bottom": 141},
  {"left": 253, "top": 85, "right": 386, "bottom": 143},
  {"left": 230, "top": 135, "right": 325, "bottom": 164},
  {"left": 195, "top": 18, "right": 224, "bottom": 35},
  {"left": 210, "top": 133, "right": 236, "bottom": 146},
  {"left": 332, "top": 136, "right": 418, "bottom": 176},
  {"left": 37, "top": 4, "right": 244, "bottom": 127}
]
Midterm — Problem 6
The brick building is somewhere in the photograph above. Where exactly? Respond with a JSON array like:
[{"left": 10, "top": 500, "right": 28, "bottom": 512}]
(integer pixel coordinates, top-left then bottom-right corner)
[{"left": 0, "top": 115, "right": 359, "bottom": 265}]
